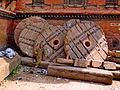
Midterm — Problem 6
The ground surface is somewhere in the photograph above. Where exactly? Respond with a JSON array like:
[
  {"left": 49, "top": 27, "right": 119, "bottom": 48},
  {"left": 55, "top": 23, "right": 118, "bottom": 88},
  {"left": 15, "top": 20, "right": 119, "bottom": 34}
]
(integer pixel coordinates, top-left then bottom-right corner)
[{"left": 0, "top": 66, "right": 120, "bottom": 90}]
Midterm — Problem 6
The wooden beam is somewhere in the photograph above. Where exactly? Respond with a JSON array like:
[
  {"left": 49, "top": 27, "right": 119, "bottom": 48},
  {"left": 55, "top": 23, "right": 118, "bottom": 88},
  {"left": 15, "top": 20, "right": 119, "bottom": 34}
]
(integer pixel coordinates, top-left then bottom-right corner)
[
  {"left": 48, "top": 65, "right": 113, "bottom": 85},
  {"left": 56, "top": 58, "right": 74, "bottom": 65},
  {"left": 21, "top": 57, "right": 64, "bottom": 69},
  {"left": 111, "top": 71, "right": 120, "bottom": 80},
  {"left": 91, "top": 60, "right": 103, "bottom": 68},
  {"left": 104, "top": 61, "right": 116, "bottom": 70},
  {"left": 107, "top": 57, "right": 120, "bottom": 64},
  {"left": 74, "top": 59, "right": 91, "bottom": 68}
]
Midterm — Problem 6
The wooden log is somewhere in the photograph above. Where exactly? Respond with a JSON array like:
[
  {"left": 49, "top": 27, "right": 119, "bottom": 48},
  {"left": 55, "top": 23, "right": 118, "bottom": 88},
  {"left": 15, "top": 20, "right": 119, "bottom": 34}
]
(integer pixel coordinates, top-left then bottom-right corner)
[
  {"left": 21, "top": 57, "right": 35, "bottom": 67},
  {"left": 116, "top": 64, "right": 120, "bottom": 70},
  {"left": 48, "top": 65, "right": 113, "bottom": 85},
  {"left": 111, "top": 71, "right": 120, "bottom": 80},
  {"left": 91, "top": 60, "right": 103, "bottom": 68},
  {"left": 21, "top": 57, "right": 64, "bottom": 69},
  {"left": 108, "top": 51, "right": 115, "bottom": 57},
  {"left": 104, "top": 61, "right": 116, "bottom": 70},
  {"left": 56, "top": 58, "right": 91, "bottom": 67},
  {"left": 107, "top": 57, "right": 120, "bottom": 64},
  {"left": 74, "top": 59, "right": 91, "bottom": 68},
  {"left": 0, "top": 54, "right": 21, "bottom": 82},
  {"left": 56, "top": 58, "right": 74, "bottom": 65},
  {"left": 108, "top": 50, "right": 120, "bottom": 58}
]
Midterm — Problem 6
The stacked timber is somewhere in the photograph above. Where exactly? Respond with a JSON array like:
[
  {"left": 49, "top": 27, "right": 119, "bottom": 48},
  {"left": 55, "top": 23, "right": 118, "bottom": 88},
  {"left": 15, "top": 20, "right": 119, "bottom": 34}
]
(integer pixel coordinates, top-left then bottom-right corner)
[{"left": 15, "top": 17, "right": 120, "bottom": 84}]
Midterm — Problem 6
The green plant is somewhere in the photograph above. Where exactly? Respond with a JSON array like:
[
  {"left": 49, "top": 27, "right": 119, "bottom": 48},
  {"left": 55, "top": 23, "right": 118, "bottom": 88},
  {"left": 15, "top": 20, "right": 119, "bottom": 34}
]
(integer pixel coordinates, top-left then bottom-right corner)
[{"left": 6, "top": 65, "right": 22, "bottom": 80}]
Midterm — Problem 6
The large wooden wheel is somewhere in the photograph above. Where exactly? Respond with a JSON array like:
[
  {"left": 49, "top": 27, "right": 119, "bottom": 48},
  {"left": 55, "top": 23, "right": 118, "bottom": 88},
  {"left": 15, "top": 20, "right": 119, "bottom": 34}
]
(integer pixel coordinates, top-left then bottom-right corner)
[
  {"left": 64, "top": 20, "right": 108, "bottom": 61},
  {"left": 14, "top": 16, "right": 49, "bottom": 57},
  {"left": 34, "top": 25, "right": 68, "bottom": 62}
]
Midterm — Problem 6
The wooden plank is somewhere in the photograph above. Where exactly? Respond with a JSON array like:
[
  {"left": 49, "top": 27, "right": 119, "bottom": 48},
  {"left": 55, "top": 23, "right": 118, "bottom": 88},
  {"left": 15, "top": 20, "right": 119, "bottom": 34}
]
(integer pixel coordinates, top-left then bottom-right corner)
[
  {"left": 0, "top": 54, "right": 21, "bottom": 82},
  {"left": 92, "top": 60, "right": 103, "bottom": 68},
  {"left": 48, "top": 65, "right": 113, "bottom": 85},
  {"left": 20, "top": 57, "right": 63, "bottom": 69},
  {"left": 113, "top": 50, "right": 120, "bottom": 58},
  {"left": 111, "top": 71, "right": 120, "bottom": 80},
  {"left": 104, "top": 61, "right": 116, "bottom": 70},
  {"left": 56, "top": 58, "right": 74, "bottom": 65},
  {"left": 108, "top": 50, "right": 120, "bottom": 58},
  {"left": 21, "top": 57, "right": 35, "bottom": 67},
  {"left": 107, "top": 57, "right": 120, "bottom": 64},
  {"left": 116, "top": 64, "right": 120, "bottom": 70},
  {"left": 74, "top": 59, "right": 91, "bottom": 68}
]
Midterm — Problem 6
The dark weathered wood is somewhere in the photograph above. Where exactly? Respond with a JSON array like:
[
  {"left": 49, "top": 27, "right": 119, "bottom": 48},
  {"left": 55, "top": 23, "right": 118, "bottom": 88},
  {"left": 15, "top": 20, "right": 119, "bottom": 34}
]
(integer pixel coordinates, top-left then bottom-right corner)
[
  {"left": 64, "top": 20, "right": 108, "bottom": 62},
  {"left": 108, "top": 50, "right": 120, "bottom": 58},
  {"left": 34, "top": 25, "right": 68, "bottom": 62},
  {"left": 111, "top": 71, "right": 120, "bottom": 80},
  {"left": 104, "top": 61, "right": 116, "bottom": 70},
  {"left": 74, "top": 59, "right": 91, "bottom": 68},
  {"left": 48, "top": 65, "right": 113, "bottom": 85},
  {"left": 20, "top": 57, "right": 64, "bottom": 68},
  {"left": 107, "top": 56, "right": 120, "bottom": 64},
  {"left": 56, "top": 58, "right": 74, "bottom": 65},
  {"left": 14, "top": 18, "right": 28, "bottom": 45},
  {"left": 14, "top": 16, "right": 49, "bottom": 57},
  {"left": 21, "top": 57, "right": 35, "bottom": 67},
  {"left": 116, "top": 64, "right": 120, "bottom": 70},
  {"left": 0, "top": 54, "right": 21, "bottom": 82},
  {"left": 91, "top": 60, "right": 103, "bottom": 68},
  {"left": 56, "top": 58, "right": 91, "bottom": 67}
]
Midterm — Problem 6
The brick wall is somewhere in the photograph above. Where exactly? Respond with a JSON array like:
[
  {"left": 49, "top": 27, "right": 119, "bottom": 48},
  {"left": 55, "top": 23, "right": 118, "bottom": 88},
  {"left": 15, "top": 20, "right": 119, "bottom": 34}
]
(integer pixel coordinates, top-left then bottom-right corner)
[
  {"left": 88, "top": 0, "right": 105, "bottom": 5},
  {"left": 0, "top": 18, "right": 9, "bottom": 49},
  {"left": 16, "top": 0, "right": 31, "bottom": 10},
  {"left": 45, "top": 0, "right": 64, "bottom": 4},
  {"left": 15, "top": 0, "right": 108, "bottom": 10},
  {"left": 0, "top": 17, "right": 21, "bottom": 50},
  {"left": 96, "top": 20, "right": 120, "bottom": 50}
]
